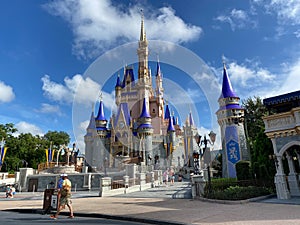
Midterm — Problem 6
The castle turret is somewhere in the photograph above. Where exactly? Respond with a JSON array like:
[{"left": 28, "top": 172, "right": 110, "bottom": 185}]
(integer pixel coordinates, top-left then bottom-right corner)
[
  {"left": 138, "top": 98, "right": 153, "bottom": 165},
  {"left": 94, "top": 98, "right": 109, "bottom": 170},
  {"left": 95, "top": 99, "right": 107, "bottom": 137},
  {"left": 189, "top": 111, "right": 195, "bottom": 127},
  {"left": 155, "top": 60, "right": 164, "bottom": 97},
  {"left": 216, "top": 63, "right": 249, "bottom": 178},
  {"left": 115, "top": 73, "right": 121, "bottom": 106},
  {"left": 164, "top": 103, "right": 170, "bottom": 120}
]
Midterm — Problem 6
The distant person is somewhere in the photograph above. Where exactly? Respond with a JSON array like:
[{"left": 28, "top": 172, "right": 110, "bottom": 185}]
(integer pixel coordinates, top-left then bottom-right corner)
[
  {"left": 5, "top": 185, "right": 12, "bottom": 198},
  {"left": 11, "top": 186, "right": 16, "bottom": 196},
  {"left": 170, "top": 168, "right": 175, "bottom": 184},
  {"left": 50, "top": 174, "right": 74, "bottom": 219},
  {"left": 163, "top": 169, "right": 169, "bottom": 185},
  {"left": 5, "top": 185, "right": 15, "bottom": 198}
]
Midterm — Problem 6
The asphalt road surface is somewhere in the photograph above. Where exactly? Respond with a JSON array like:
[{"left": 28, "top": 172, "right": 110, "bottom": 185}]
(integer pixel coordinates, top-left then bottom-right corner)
[{"left": 0, "top": 211, "right": 151, "bottom": 225}]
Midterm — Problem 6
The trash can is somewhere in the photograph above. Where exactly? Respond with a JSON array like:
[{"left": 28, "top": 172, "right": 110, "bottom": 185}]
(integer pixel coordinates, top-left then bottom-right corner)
[{"left": 43, "top": 189, "right": 58, "bottom": 213}]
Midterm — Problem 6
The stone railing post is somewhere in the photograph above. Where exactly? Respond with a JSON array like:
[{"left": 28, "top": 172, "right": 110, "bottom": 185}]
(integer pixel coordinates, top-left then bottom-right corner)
[
  {"left": 99, "top": 177, "right": 112, "bottom": 197},
  {"left": 158, "top": 170, "right": 163, "bottom": 185},
  {"left": 191, "top": 174, "right": 206, "bottom": 199},
  {"left": 136, "top": 173, "right": 146, "bottom": 191},
  {"left": 150, "top": 171, "right": 155, "bottom": 188}
]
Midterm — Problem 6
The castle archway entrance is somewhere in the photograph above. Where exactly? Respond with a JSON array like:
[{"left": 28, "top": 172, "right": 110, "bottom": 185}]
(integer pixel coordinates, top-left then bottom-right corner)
[{"left": 263, "top": 91, "right": 300, "bottom": 199}]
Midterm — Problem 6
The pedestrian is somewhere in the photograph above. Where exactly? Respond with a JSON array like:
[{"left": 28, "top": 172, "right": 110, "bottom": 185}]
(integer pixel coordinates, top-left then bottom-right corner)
[
  {"left": 163, "top": 169, "right": 169, "bottom": 185},
  {"left": 50, "top": 174, "right": 74, "bottom": 219},
  {"left": 170, "top": 168, "right": 175, "bottom": 185},
  {"left": 5, "top": 185, "right": 12, "bottom": 198}
]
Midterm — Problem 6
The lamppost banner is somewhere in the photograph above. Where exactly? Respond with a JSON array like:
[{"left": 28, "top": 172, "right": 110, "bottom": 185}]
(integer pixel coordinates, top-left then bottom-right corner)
[{"left": 0, "top": 145, "right": 8, "bottom": 166}]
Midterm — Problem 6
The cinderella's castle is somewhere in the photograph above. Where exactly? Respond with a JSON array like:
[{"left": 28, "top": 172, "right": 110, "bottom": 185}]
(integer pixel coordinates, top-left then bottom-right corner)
[{"left": 84, "top": 15, "right": 248, "bottom": 177}]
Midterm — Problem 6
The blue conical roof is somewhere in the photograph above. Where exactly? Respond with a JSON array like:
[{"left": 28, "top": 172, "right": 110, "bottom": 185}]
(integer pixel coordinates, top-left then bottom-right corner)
[
  {"left": 115, "top": 75, "right": 121, "bottom": 88},
  {"left": 172, "top": 116, "right": 176, "bottom": 125},
  {"left": 164, "top": 104, "right": 170, "bottom": 119},
  {"left": 189, "top": 112, "right": 194, "bottom": 126},
  {"left": 219, "top": 64, "right": 238, "bottom": 99},
  {"left": 167, "top": 116, "right": 175, "bottom": 132},
  {"left": 140, "top": 98, "right": 151, "bottom": 118},
  {"left": 95, "top": 101, "right": 106, "bottom": 121}
]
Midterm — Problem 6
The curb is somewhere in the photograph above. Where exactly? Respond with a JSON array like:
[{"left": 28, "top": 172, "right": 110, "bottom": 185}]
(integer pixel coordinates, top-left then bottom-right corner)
[
  {"left": 4, "top": 208, "right": 186, "bottom": 225},
  {"left": 194, "top": 194, "right": 276, "bottom": 204}
]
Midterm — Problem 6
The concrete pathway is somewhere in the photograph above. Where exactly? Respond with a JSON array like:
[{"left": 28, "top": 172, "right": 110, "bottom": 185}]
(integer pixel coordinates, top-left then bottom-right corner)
[
  {"left": 1, "top": 181, "right": 300, "bottom": 225},
  {"left": 114, "top": 181, "right": 192, "bottom": 199}
]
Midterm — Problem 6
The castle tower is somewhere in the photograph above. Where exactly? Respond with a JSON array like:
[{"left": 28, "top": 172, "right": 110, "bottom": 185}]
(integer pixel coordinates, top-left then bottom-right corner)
[
  {"left": 216, "top": 63, "right": 249, "bottom": 178},
  {"left": 155, "top": 60, "right": 164, "bottom": 118},
  {"left": 137, "top": 98, "right": 153, "bottom": 165},
  {"left": 93, "top": 98, "right": 108, "bottom": 170},
  {"left": 136, "top": 12, "right": 152, "bottom": 115},
  {"left": 84, "top": 109, "right": 97, "bottom": 168},
  {"left": 167, "top": 112, "right": 176, "bottom": 162},
  {"left": 183, "top": 112, "right": 199, "bottom": 167}
]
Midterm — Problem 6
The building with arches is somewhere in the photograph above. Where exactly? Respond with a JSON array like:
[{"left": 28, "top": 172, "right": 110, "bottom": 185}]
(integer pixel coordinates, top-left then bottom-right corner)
[{"left": 263, "top": 90, "right": 300, "bottom": 199}]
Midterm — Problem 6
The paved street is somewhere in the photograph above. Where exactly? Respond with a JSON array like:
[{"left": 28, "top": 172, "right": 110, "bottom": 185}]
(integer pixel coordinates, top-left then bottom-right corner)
[
  {"left": 0, "top": 211, "right": 149, "bottom": 225},
  {"left": 1, "top": 181, "right": 300, "bottom": 225}
]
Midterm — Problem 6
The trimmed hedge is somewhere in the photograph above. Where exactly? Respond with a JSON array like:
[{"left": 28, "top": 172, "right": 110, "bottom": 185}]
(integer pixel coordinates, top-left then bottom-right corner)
[
  {"left": 208, "top": 185, "right": 271, "bottom": 200},
  {"left": 203, "top": 178, "right": 274, "bottom": 200}
]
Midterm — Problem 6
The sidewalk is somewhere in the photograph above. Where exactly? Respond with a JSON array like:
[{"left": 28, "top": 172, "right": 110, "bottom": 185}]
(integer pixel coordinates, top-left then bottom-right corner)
[{"left": 1, "top": 182, "right": 300, "bottom": 225}]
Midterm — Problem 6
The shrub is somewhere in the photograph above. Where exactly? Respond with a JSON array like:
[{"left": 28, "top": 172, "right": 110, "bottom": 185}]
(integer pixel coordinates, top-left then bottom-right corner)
[
  {"left": 209, "top": 186, "right": 271, "bottom": 200},
  {"left": 236, "top": 161, "right": 252, "bottom": 180}
]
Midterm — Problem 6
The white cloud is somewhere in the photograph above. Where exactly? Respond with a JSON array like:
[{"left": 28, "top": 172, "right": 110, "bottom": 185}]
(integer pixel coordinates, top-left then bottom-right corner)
[
  {"left": 253, "top": 0, "right": 300, "bottom": 38},
  {"left": 75, "top": 120, "right": 90, "bottom": 153},
  {"left": 15, "top": 121, "right": 44, "bottom": 136},
  {"left": 0, "top": 81, "right": 15, "bottom": 103},
  {"left": 265, "top": 0, "right": 300, "bottom": 25},
  {"left": 294, "top": 30, "right": 300, "bottom": 38},
  {"left": 215, "top": 9, "right": 256, "bottom": 31},
  {"left": 41, "top": 74, "right": 100, "bottom": 105},
  {"left": 38, "top": 103, "right": 63, "bottom": 116},
  {"left": 43, "top": 0, "right": 202, "bottom": 59},
  {"left": 278, "top": 57, "right": 300, "bottom": 94},
  {"left": 41, "top": 75, "right": 71, "bottom": 103},
  {"left": 41, "top": 74, "right": 118, "bottom": 116},
  {"left": 228, "top": 62, "right": 276, "bottom": 88}
]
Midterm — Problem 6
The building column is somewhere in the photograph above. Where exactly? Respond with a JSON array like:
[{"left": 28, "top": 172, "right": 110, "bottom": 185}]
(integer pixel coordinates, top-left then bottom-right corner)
[
  {"left": 276, "top": 155, "right": 291, "bottom": 199},
  {"left": 271, "top": 138, "right": 290, "bottom": 199},
  {"left": 286, "top": 152, "right": 300, "bottom": 196}
]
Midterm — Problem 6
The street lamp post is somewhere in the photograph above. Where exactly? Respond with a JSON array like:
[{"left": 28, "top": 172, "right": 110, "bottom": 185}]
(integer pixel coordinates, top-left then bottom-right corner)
[
  {"left": 193, "top": 151, "right": 200, "bottom": 175},
  {"left": 195, "top": 131, "right": 216, "bottom": 196},
  {"left": 104, "top": 157, "right": 108, "bottom": 176}
]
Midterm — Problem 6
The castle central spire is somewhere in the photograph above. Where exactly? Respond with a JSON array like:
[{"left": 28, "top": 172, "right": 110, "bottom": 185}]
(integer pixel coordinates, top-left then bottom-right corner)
[
  {"left": 140, "top": 9, "right": 146, "bottom": 41},
  {"left": 137, "top": 9, "right": 149, "bottom": 81}
]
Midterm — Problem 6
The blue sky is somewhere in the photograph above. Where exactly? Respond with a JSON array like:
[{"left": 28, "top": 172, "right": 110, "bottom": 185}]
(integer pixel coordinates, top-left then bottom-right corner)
[{"left": 1, "top": 0, "right": 300, "bottom": 151}]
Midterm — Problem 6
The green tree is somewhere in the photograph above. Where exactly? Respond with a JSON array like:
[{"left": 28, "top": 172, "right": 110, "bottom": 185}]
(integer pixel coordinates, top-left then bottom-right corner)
[
  {"left": 0, "top": 123, "right": 71, "bottom": 172},
  {"left": 0, "top": 123, "right": 17, "bottom": 140},
  {"left": 4, "top": 133, "right": 47, "bottom": 172},
  {"left": 242, "top": 96, "right": 275, "bottom": 180},
  {"left": 43, "top": 131, "right": 70, "bottom": 149}
]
